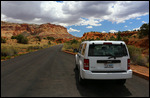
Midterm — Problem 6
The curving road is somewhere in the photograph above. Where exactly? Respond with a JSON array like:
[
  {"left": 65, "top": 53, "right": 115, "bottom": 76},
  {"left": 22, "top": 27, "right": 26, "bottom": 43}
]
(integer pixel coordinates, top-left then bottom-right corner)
[{"left": 1, "top": 45, "right": 149, "bottom": 97}]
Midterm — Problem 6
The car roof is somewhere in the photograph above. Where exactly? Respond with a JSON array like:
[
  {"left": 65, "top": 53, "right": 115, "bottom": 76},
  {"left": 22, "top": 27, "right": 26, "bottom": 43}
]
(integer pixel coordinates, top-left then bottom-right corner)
[{"left": 81, "top": 40, "right": 126, "bottom": 44}]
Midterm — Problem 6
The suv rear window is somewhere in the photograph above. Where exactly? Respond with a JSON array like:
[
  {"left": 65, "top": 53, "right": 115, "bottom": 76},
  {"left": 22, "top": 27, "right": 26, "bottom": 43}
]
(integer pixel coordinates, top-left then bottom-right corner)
[{"left": 88, "top": 44, "right": 128, "bottom": 57}]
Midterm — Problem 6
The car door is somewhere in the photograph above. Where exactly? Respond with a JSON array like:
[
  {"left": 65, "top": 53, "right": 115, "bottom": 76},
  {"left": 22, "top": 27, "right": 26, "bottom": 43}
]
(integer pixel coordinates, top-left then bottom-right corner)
[
  {"left": 78, "top": 43, "right": 87, "bottom": 70},
  {"left": 76, "top": 43, "right": 83, "bottom": 66}
]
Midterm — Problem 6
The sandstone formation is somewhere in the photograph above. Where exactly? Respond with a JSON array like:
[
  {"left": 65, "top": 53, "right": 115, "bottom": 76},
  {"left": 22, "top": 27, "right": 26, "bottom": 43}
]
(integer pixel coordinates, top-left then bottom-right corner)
[{"left": 1, "top": 21, "right": 75, "bottom": 39}]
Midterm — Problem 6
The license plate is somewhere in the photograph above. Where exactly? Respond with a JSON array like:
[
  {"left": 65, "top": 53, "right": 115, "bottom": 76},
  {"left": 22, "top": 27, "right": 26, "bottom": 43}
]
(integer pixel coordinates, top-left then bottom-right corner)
[{"left": 104, "top": 63, "right": 113, "bottom": 68}]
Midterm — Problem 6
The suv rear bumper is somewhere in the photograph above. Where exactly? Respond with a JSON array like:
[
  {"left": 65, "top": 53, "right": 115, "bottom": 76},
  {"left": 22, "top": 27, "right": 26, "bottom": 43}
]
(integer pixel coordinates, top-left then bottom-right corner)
[{"left": 81, "top": 69, "right": 132, "bottom": 80}]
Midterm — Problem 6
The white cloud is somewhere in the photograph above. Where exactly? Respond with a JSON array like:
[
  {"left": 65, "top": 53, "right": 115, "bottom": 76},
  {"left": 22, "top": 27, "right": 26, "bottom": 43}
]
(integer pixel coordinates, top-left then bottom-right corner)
[
  {"left": 109, "top": 30, "right": 118, "bottom": 33},
  {"left": 129, "top": 22, "right": 132, "bottom": 24},
  {"left": 142, "top": 21, "right": 147, "bottom": 23},
  {"left": 77, "top": 18, "right": 102, "bottom": 26},
  {"left": 108, "top": 1, "right": 149, "bottom": 24},
  {"left": 128, "top": 30, "right": 131, "bottom": 31},
  {"left": 86, "top": 26, "right": 93, "bottom": 28},
  {"left": 1, "top": 1, "right": 149, "bottom": 26},
  {"left": 133, "top": 27, "right": 140, "bottom": 31},
  {"left": 68, "top": 28, "right": 80, "bottom": 32},
  {"left": 102, "top": 31, "right": 106, "bottom": 33},
  {"left": 136, "top": 17, "right": 141, "bottom": 20},
  {"left": 124, "top": 25, "right": 128, "bottom": 27}
]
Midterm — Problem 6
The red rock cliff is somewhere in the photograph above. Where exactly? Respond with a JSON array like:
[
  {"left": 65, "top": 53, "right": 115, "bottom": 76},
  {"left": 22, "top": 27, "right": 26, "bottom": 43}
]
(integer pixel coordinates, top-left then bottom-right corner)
[{"left": 1, "top": 21, "right": 75, "bottom": 39}]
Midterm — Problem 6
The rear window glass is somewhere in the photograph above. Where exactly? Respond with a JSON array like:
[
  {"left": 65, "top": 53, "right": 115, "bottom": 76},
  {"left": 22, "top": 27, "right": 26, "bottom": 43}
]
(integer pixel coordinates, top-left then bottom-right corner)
[{"left": 88, "top": 44, "right": 128, "bottom": 56}]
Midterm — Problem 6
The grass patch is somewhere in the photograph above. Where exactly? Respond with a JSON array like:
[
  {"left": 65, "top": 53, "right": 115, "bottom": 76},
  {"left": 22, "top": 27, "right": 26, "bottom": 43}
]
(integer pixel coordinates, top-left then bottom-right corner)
[
  {"left": 1, "top": 46, "right": 18, "bottom": 57},
  {"left": 62, "top": 41, "right": 81, "bottom": 52},
  {"left": 1, "top": 42, "right": 54, "bottom": 60},
  {"left": 127, "top": 45, "right": 149, "bottom": 67}
]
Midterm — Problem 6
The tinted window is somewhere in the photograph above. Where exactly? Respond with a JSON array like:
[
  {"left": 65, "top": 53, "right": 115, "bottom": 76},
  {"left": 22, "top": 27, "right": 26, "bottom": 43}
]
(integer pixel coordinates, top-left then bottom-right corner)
[
  {"left": 88, "top": 44, "right": 128, "bottom": 56},
  {"left": 82, "top": 43, "right": 87, "bottom": 55},
  {"left": 78, "top": 44, "right": 83, "bottom": 54}
]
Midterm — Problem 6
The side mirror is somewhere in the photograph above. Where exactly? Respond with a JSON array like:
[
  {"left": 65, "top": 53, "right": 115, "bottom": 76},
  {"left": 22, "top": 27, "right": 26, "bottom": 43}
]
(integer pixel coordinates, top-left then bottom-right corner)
[{"left": 73, "top": 48, "right": 78, "bottom": 53}]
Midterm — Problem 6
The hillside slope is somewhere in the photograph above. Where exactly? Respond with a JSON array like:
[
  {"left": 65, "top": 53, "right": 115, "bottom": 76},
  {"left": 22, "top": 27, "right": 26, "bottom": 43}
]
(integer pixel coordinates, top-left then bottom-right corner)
[{"left": 1, "top": 21, "right": 75, "bottom": 39}]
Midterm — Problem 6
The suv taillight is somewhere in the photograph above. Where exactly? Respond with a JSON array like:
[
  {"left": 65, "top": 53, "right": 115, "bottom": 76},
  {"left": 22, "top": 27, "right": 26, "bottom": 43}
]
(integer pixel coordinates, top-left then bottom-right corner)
[
  {"left": 127, "top": 59, "right": 130, "bottom": 70},
  {"left": 84, "top": 59, "right": 89, "bottom": 70}
]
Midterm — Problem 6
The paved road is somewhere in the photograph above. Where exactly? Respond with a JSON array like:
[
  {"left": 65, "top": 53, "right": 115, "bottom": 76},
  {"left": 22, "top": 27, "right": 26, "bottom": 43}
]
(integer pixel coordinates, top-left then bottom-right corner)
[{"left": 1, "top": 45, "right": 149, "bottom": 97}]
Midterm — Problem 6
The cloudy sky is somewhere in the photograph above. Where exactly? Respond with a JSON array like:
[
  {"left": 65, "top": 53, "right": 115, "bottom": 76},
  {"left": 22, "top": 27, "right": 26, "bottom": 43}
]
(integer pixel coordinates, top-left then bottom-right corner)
[{"left": 1, "top": 1, "right": 149, "bottom": 37}]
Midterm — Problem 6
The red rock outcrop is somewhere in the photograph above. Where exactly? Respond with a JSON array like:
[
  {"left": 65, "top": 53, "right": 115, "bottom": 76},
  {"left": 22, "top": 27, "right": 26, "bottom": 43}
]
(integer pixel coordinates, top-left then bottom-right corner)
[{"left": 1, "top": 21, "right": 75, "bottom": 39}]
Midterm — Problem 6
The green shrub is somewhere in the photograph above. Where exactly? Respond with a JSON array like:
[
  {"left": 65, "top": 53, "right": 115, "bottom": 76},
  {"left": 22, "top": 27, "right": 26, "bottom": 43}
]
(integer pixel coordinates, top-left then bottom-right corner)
[
  {"left": 136, "top": 55, "right": 147, "bottom": 66},
  {"left": 36, "top": 36, "right": 42, "bottom": 42},
  {"left": 1, "top": 56, "right": 6, "bottom": 60},
  {"left": 70, "top": 39, "right": 78, "bottom": 45},
  {"left": 27, "top": 46, "right": 43, "bottom": 52},
  {"left": 127, "top": 45, "right": 148, "bottom": 66},
  {"left": 11, "top": 36, "right": 17, "bottom": 39},
  {"left": 62, "top": 41, "right": 81, "bottom": 52},
  {"left": 5, "top": 56, "right": 11, "bottom": 59},
  {"left": 133, "top": 35, "right": 136, "bottom": 38},
  {"left": 138, "top": 23, "right": 149, "bottom": 38},
  {"left": 21, "top": 37, "right": 28, "bottom": 44},
  {"left": 47, "top": 36, "right": 55, "bottom": 41},
  {"left": 116, "top": 31, "right": 122, "bottom": 41},
  {"left": 1, "top": 46, "right": 18, "bottom": 57},
  {"left": 109, "top": 36, "right": 116, "bottom": 41},
  {"left": 1, "top": 37, "right": 6, "bottom": 43},
  {"left": 48, "top": 41, "right": 51, "bottom": 45},
  {"left": 96, "top": 37, "right": 100, "bottom": 40},
  {"left": 15, "top": 34, "right": 28, "bottom": 44},
  {"left": 57, "top": 41, "right": 61, "bottom": 43},
  {"left": 122, "top": 37, "right": 129, "bottom": 43}
]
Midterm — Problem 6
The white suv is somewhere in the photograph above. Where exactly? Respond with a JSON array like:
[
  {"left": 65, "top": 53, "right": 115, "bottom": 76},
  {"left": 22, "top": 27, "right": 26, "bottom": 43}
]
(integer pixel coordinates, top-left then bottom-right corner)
[{"left": 75, "top": 41, "right": 132, "bottom": 85}]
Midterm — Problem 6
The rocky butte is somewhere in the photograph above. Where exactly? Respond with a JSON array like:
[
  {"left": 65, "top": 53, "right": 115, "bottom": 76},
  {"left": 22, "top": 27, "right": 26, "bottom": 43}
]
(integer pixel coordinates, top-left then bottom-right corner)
[{"left": 1, "top": 21, "right": 75, "bottom": 39}]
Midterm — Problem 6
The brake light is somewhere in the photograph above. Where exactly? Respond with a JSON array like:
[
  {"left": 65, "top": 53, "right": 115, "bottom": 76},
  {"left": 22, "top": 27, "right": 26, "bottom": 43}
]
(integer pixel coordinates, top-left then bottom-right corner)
[
  {"left": 84, "top": 59, "right": 89, "bottom": 70},
  {"left": 127, "top": 59, "right": 130, "bottom": 70},
  {"left": 103, "top": 42, "right": 112, "bottom": 45}
]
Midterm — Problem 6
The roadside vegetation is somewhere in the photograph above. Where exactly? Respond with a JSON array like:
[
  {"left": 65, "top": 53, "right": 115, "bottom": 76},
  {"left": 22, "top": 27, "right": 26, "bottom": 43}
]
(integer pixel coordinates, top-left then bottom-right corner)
[
  {"left": 1, "top": 35, "right": 56, "bottom": 61},
  {"left": 127, "top": 45, "right": 149, "bottom": 67},
  {"left": 62, "top": 39, "right": 81, "bottom": 52}
]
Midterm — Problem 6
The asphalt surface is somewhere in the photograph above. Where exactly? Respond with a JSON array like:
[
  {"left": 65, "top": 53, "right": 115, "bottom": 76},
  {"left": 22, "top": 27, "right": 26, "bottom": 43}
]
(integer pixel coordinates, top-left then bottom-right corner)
[{"left": 1, "top": 45, "right": 149, "bottom": 97}]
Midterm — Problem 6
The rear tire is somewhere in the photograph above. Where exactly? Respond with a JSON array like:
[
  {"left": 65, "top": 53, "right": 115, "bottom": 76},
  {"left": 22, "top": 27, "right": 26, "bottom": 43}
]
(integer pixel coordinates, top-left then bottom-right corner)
[
  {"left": 116, "top": 79, "right": 126, "bottom": 85},
  {"left": 75, "top": 60, "right": 78, "bottom": 70},
  {"left": 78, "top": 70, "right": 86, "bottom": 85}
]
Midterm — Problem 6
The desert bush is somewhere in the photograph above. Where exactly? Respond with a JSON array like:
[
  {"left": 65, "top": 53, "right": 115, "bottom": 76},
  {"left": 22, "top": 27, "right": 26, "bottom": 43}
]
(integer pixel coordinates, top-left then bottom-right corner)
[
  {"left": 136, "top": 55, "right": 147, "bottom": 66},
  {"left": 122, "top": 37, "right": 129, "bottom": 43},
  {"left": 96, "top": 37, "right": 100, "bottom": 40},
  {"left": 35, "top": 36, "right": 42, "bottom": 42},
  {"left": 109, "top": 36, "right": 116, "bottom": 41},
  {"left": 14, "top": 34, "right": 29, "bottom": 44},
  {"left": 47, "top": 36, "right": 55, "bottom": 41},
  {"left": 62, "top": 43, "right": 72, "bottom": 50},
  {"left": 71, "top": 42, "right": 81, "bottom": 49},
  {"left": 27, "top": 45, "right": 43, "bottom": 52},
  {"left": 1, "top": 46, "right": 18, "bottom": 57},
  {"left": 1, "top": 56, "right": 6, "bottom": 60},
  {"left": 138, "top": 23, "right": 149, "bottom": 38},
  {"left": 127, "top": 45, "right": 148, "bottom": 66},
  {"left": 48, "top": 41, "right": 51, "bottom": 45},
  {"left": 21, "top": 37, "right": 28, "bottom": 44},
  {"left": 116, "top": 31, "right": 122, "bottom": 41},
  {"left": 70, "top": 39, "right": 78, "bottom": 45},
  {"left": 1, "top": 37, "right": 6, "bottom": 43},
  {"left": 62, "top": 41, "right": 81, "bottom": 52},
  {"left": 11, "top": 36, "right": 17, "bottom": 39}
]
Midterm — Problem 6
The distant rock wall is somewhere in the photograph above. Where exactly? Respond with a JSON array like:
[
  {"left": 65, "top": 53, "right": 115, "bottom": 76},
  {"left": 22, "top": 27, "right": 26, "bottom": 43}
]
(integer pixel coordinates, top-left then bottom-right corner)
[{"left": 1, "top": 21, "right": 75, "bottom": 39}]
